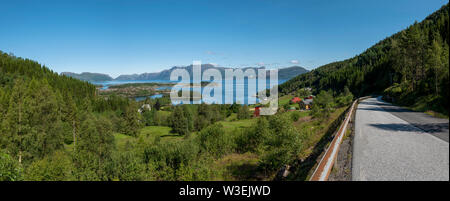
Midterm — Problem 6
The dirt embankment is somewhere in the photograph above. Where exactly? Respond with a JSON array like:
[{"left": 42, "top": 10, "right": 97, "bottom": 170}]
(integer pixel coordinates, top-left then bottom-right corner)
[{"left": 328, "top": 101, "right": 357, "bottom": 181}]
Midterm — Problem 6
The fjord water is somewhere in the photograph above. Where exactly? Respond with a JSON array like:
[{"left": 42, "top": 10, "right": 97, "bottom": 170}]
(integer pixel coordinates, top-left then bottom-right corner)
[
  {"left": 91, "top": 80, "right": 178, "bottom": 90},
  {"left": 93, "top": 78, "right": 287, "bottom": 104}
]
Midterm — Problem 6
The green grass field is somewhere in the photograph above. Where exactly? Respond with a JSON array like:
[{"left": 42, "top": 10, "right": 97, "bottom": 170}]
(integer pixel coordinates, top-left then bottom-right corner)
[
  {"left": 278, "top": 95, "right": 293, "bottom": 106},
  {"left": 278, "top": 94, "right": 303, "bottom": 109},
  {"left": 225, "top": 113, "right": 238, "bottom": 121},
  {"left": 64, "top": 143, "right": 74, "bottom": 153},
  {"left": 114, "top": 126, "right": 183, "bottom": 150},
  {"left": 139, "top": 126, "right": 182, "bottom": 141},
  {"left": 114, "top": 133, "right": 133, "bottom": 150},
  {"left": 219, "top": 118, "right": 257, "bottom": 133},
  {"left": 281, "top": 110, "right": 310, "bottom": 119},
  {"left": 211, "top": 153, "right": 262, "bottom": 181}
]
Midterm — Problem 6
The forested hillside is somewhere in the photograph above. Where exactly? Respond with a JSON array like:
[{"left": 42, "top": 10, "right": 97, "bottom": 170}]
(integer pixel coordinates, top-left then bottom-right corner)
[
  {"left": 0, "top": 52, "right": 97, "bottom": 103},
  {"left": 60, "top": 72, "right": 113, "bottom": 82},
  {"left": 0, "top": 51, "right": 142, "bottom": 180},
  {"left": 280, "top": 4, "right": 449, "bottom": 115}
]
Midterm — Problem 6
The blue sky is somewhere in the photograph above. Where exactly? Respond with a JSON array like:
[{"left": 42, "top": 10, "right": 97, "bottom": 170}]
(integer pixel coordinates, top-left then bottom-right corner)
[{"left": 0, "top": 0, "right": 447, "bottom": 78}]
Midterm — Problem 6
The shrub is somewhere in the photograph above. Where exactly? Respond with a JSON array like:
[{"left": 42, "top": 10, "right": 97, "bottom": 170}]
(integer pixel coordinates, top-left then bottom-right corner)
[
  {"left": 260, "top": 115, "right": 302, "bottom": 171},
  {"left": 235, "top": 118, "right": 270, "bottom": 153},
  {"left": 111, "top": 151, "right": 146, "bottom": 181},
  {"left": 311, "top": 90, "right": 335, "bottom": 119},
  {"left": 237, "top": 105, "right": 250, "bottom": 120},
  {"left": 24, "top": 151, "right": 73, "bottom": 181},
  {"left": 198, "top": 123, "right": 233, "bottom": 158},
  {"left": 176, "top": 155, "right": 217, "bottom": 181},
  {"left": 142, "top": 140, "right": 200, "bottom": 180},
  {"left": 291, "top": 111, "right": 302, "bottom": 122},
  {"left": 336, "top": 86, "right": 354, "bottom": 107},
  {"left": 0, "top": 150, "right": 21, "bottom": 181},
  {"left": 170, "top": 106, "right": 194, "bottom": 135}
]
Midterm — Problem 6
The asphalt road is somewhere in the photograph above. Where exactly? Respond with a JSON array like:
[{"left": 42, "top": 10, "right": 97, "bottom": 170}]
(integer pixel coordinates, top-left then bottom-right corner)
[{"left": 352, "top": 97, "right": 449, "bottom": 181}]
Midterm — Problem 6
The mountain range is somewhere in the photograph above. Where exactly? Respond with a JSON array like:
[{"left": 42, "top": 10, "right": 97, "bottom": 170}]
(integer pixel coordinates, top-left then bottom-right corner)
[{"left": 62, "top": 65, "right": 309, "bottom": 82}]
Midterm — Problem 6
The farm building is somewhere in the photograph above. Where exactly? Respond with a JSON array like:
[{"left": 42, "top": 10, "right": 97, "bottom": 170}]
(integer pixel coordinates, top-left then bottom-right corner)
[
  {"left": 138, "top": 104, "right": 151, "bottom": 113},
  {"left": 254, "top": 106, "right": 261, "bottom": 117},
  {"left": 290, "top": 97, "right": 302, "bottom": 104},
  {"left": 300, "top": 99, "right": 313, "bottom": 110}
]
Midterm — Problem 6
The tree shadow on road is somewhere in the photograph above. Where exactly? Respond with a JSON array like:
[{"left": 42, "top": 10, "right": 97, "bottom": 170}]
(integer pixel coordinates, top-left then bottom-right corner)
[
  {"left": 369, "top": 123, "right": 449, "bottom": 134},
  {"left": 358, "top": 101, "right": 392, "bottom": 107},
  {"left": 357, "top": 107, "right": 413, "bottom": 113}
]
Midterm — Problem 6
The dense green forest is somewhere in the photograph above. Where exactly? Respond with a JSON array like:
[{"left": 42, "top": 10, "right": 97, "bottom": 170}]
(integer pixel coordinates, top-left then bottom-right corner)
[
  {"left": 280, "top": 4, "right": 449, "bottom": 116},
  {"left": 0, "top": 51, "right": 142, "bottom": 180},
  {"left": 60, "top": 72, "right": 113, "bottom": 82}
]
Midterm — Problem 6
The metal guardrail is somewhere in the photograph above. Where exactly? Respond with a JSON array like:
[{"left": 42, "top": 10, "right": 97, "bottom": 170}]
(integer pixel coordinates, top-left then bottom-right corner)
[{"left": 309, "top": 99, "right": 359, "bottom": 181}]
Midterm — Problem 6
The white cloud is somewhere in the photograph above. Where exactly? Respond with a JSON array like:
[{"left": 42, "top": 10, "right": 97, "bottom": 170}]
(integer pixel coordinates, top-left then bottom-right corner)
[
  {"left": 290, "top": 59, "right": 299, "bottom": 64},
  {"left": 256, "top": 62, "right": 265, "bottom": 66}
]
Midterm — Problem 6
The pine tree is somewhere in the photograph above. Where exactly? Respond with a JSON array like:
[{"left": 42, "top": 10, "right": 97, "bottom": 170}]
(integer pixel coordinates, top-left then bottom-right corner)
[
  {"left": 121, "top": 101, "right": 142, "bottom": 136},
  {"left": 170, "top": 106, "right": 189, "bottom": 135},
  {"left": 237, "top": 105, "right": 250, "bottom": 120},
  {"left": 73, "top": 114, "right": 114, "bottom": 180},
  {"left": 62, "top": 94, "right": 79, "bottom": 148},
  {"left": 154, "top": 99, "right": 161, "bottom": 111},
  {"left": 24, "top": 78, "right": 64, "bottom": 160},
  {"left": 427, "top": 37, "right": 444, "bottom": 96},
  {"left": 1, "top": 79, "right": 28, "bottom": 163},
  {"left": 182, "top": 105, "right": 194, "bottom": 132}
]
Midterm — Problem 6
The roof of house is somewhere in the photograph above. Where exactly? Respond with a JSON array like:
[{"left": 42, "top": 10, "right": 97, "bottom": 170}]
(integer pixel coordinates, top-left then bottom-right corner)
[
  {"left": 291, "top": 97, "right": 302, "bottom": 103},
  {"left": 138, "top": 104, "right": 151, "bottom": 113},
  {"left": 302, "top": 99, "right": 313, "bottom": 105}
]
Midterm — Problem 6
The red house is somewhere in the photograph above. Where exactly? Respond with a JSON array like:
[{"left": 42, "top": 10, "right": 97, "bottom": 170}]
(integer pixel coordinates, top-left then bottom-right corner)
[
  {"left": 290, "top": 97, "right": 302, "bottom": 104},
  {"left": 254, "top": 106, "right": 261, "bottom": 117}
]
